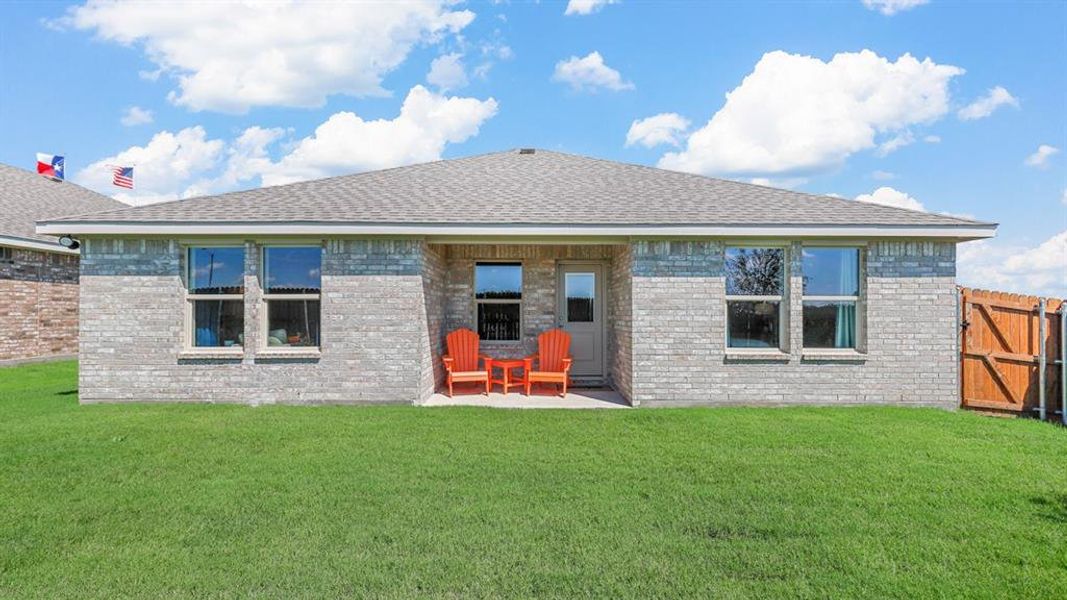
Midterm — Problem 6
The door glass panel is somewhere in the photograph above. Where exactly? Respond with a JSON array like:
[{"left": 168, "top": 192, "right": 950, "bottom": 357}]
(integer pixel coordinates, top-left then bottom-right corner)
[{"left": 565, "top": 272, "right": 595, "bottom": 322}]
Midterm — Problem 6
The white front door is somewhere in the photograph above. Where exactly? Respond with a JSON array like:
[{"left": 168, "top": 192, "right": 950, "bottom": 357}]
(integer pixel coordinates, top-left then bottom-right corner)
[{"left": 557, "top": 263, "right": 605, "bottom": 382}]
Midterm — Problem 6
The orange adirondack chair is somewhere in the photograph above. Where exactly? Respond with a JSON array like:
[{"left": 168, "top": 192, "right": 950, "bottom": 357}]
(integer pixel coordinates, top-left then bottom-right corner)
[
  {"left": 524, "top": 329, "right": 573, "bottom": 396},
  {"left": 442, "top": 328, "right": 492, "bottom": 397}
]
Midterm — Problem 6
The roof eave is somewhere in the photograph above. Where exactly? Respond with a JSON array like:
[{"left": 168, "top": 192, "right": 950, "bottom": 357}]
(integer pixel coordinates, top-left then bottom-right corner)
[
  {"left": 0, "top": 234, "right": 79, "bottom": 255},
  {"left": 35, "top": 220, "right": 998, "bottom": 241}
]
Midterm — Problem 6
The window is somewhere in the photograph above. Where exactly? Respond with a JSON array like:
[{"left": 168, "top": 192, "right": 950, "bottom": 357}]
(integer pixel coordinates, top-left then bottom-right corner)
[
  {"left": 725, "top": 247, "right": 785, "bottom": 349},
  {"left": 0, "top": 247, "right": 12, "bottom": 263},
  {"left": 475, "top": 262, "right": 521, "bottom": 341},
  {"left": 565, "top": 272, "right": 595, "bottom": 322},
  {"left": 187, "top": 246, "right": 245, "bottom": 347},
  {"left": 262, "top": 246, "right": 322, "bottom": 348},
  {"left": 802, "top": 247, "right": 860, "bottom": 349}
]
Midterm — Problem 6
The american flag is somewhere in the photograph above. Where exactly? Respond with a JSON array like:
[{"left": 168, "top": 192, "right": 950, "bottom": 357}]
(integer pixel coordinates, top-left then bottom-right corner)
[{"left": 111, "top": 166, "right": 134, "bottom": 189}]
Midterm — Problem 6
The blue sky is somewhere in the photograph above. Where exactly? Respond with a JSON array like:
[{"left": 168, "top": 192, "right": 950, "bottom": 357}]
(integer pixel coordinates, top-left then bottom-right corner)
[{"left": 1, "top": 0, "right": 1064, "bottom": 295}]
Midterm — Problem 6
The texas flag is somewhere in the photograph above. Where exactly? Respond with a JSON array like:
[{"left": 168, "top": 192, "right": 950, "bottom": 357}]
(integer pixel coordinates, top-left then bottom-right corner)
[{"left": 36, "top": 153, "right": 65, "bottom": 181}]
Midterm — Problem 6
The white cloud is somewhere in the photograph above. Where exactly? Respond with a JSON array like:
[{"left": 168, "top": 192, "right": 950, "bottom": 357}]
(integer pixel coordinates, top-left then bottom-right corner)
[
  {"left": 76, "top": 86, "right": 497, "bottom": 201},
  {"left": 625, "top": 113, "right": 690, "bottom": 148},
  {"left": 923, "top": 134, "right": 941, "bottom": 143},
  {"left": 871, "top": 170, "right": 896, "bottom": 180},
  {"left": 427, "top": 53, "right": 468, "bottom": 92},
  {"left": 119, "top": 106, "right": 153, "bottom": 126},
  {"left": 184, "top": 126, "right": 288, "bottom": 198},
  {"left": 1024, "top": 144, "right": 1060, "bottom": 168},
  {"left": 471, "top": 40, "right": 513, "bottom": 80},
  {"left": 259, "top": 85, "right": 498, "bottom": 186},
  {"left": 658, "top": 50, "right": 963, "bottom": 177},
  {"left": 748, "top": 176, "right": 808, "bottom": 189},
  {"left": 957, "top": 86, "right": 1019, "bottom": 121},
  {"left": 553, "top": 51, "right": 634, "bottom": 92},
  {"left": 564, "top": 0, "right": 618, "bottom": 16},
  {"left": 876, "top": 130, "right": 915, "bottom": 156},
  {"left": 74, "top": 126, "right": 224, "bottom": 205},
  {"left": 855, "top": 186, "right": 925, "bottom": 211},
  {"left": 958, "top": 231, "right": 1067, "bottom": 297},
  {"left": 862, "top": 0, "right": 929, "bottom": 15},
  {"left": 854, "top": 186, "right": 978, "bottom": 220},
  {"left": 62, "top": 1, "right": 474, "bottom": 113}
]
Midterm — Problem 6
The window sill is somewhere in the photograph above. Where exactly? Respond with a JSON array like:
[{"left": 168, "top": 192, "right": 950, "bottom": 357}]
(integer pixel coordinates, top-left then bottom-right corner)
[
  {"left": 254, "top": 348, "right": 322, "bottom": 360},
  {"left": 725, "top": 350, "right": 791, "bottom": 362},
  {"left": 801, "top": 350, "right": 867, "bottom": 362},
  {"left": 178, "top": 348, "right": 244, "bottom": 360}
]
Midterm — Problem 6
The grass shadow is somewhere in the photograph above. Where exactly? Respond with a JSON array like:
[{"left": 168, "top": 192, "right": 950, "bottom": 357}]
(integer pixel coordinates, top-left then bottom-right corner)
[{"left": 1030, "top": 494, "right": 1067, "bottom": 523}]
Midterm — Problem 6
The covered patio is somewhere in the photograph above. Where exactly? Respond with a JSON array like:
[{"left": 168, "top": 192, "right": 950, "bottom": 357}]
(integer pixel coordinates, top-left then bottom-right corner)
[{"left": 421, "top": 243, "right": 633, "bottom": 405}]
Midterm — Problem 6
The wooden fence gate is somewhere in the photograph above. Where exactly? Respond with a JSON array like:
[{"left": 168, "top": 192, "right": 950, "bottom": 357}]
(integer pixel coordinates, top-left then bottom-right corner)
[{"left": 959, "top": 288, "right": 1065, "bottom": 420}]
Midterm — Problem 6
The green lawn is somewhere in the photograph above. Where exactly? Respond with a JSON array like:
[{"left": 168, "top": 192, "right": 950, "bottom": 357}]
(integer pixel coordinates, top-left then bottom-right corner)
[{"left": 1, "top": 361, "right": 1065, "bottom": 598}]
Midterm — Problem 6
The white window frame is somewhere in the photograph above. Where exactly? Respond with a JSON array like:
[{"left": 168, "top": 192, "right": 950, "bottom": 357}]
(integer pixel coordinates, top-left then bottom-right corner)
[
  {"left": 724, "top": 244, "right": 788, "bottom": 352},
  {"left": 260, "top": 243, "right": 323, "bottom": 352},
  {"left": 801, "top": 245, "right": 863, "bottom": 352},
  {"left": 0, "top": 246, "right": 13, "bottom": 263},
  {"left": 473, "top": 260, "right": 523, "bottom": 343},
  {"left": 184, "top": 243, "right": 245, "bottom": 351}
]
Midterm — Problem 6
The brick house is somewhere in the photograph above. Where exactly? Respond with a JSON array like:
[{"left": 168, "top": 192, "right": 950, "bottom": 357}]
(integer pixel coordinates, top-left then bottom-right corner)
[
  {"left": 1, "top": 164, "right": 125, "bottom": 363},
  {"left": 36, "top": 150, "right": 995, "bottom": 406}
]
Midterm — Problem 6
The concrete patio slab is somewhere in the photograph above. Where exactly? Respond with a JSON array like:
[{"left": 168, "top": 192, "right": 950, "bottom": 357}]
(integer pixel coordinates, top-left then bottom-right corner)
[{"left": 422, "top": 388, "right": 630, "bottom": 409}]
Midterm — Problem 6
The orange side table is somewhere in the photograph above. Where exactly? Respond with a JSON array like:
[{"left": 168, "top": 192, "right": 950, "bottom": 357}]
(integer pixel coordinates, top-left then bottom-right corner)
[{"left": 490, "top": 358, "right": 527, "bottom": 394}]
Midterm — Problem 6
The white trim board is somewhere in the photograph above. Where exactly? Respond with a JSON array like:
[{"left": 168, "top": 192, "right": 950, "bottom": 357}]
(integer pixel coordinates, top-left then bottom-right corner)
[{"left": 36, "top": 221, "right": 997, "bottom": 241}]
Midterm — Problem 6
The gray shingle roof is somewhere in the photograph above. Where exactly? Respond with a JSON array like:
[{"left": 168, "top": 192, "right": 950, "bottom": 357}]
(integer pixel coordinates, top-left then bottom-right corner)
[
  {"left": 1, "top": 163, "right": 126, "bottom": 246},
  {"left": 38, "top": 149, "right": 991, "bottom": 229}
]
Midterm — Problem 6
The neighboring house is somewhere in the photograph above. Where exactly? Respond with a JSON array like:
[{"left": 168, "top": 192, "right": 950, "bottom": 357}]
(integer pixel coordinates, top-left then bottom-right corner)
[
  {"left": 0, "top": 164, "right": 126, "bottom": 363},
  {"left": 36, "top": 150, "right": 996, "bottom": 406}
]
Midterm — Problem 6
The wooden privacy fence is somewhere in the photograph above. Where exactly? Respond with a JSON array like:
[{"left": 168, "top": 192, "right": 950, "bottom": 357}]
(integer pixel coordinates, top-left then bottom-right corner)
[{"left": 959, "top": 288, "right": 1066, "bottom": 421}]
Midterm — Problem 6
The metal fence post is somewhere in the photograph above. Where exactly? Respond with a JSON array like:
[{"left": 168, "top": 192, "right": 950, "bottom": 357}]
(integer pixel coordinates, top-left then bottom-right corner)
[
  {"left": 1038, "top": 298, "right": 1046, "bottom": 421},
  {"left": 1061, "top": 302, "right": 1066, "bottom": 426}
]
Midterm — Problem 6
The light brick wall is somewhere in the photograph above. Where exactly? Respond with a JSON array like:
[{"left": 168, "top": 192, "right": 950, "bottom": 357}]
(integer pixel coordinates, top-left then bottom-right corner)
[
  {"left": 0, "top": 247, "right": 79, "bottom": 362},
  {"left": 631, "top": 240, "right": 959, "bottom": 407},
  {"left": 76, "top": 237, "right": 959, "bottom": 407},
  {"left": 79, "top": 238, "right": 429, "bottom": 404},
  {"left": 607, "top": 244, "right": 633, "bottom": 403},
  {"left": 418, "top": 242, "right": 447, "bottom": 401}
]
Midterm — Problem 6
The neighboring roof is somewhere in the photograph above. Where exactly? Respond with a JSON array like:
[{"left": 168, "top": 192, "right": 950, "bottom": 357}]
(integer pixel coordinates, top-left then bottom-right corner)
[
  {"left": 37, "top": 150, "right": 996, "bottom": 239},
  {"left": 1, "top": 163, "right": 126, "bottom": 252}
]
